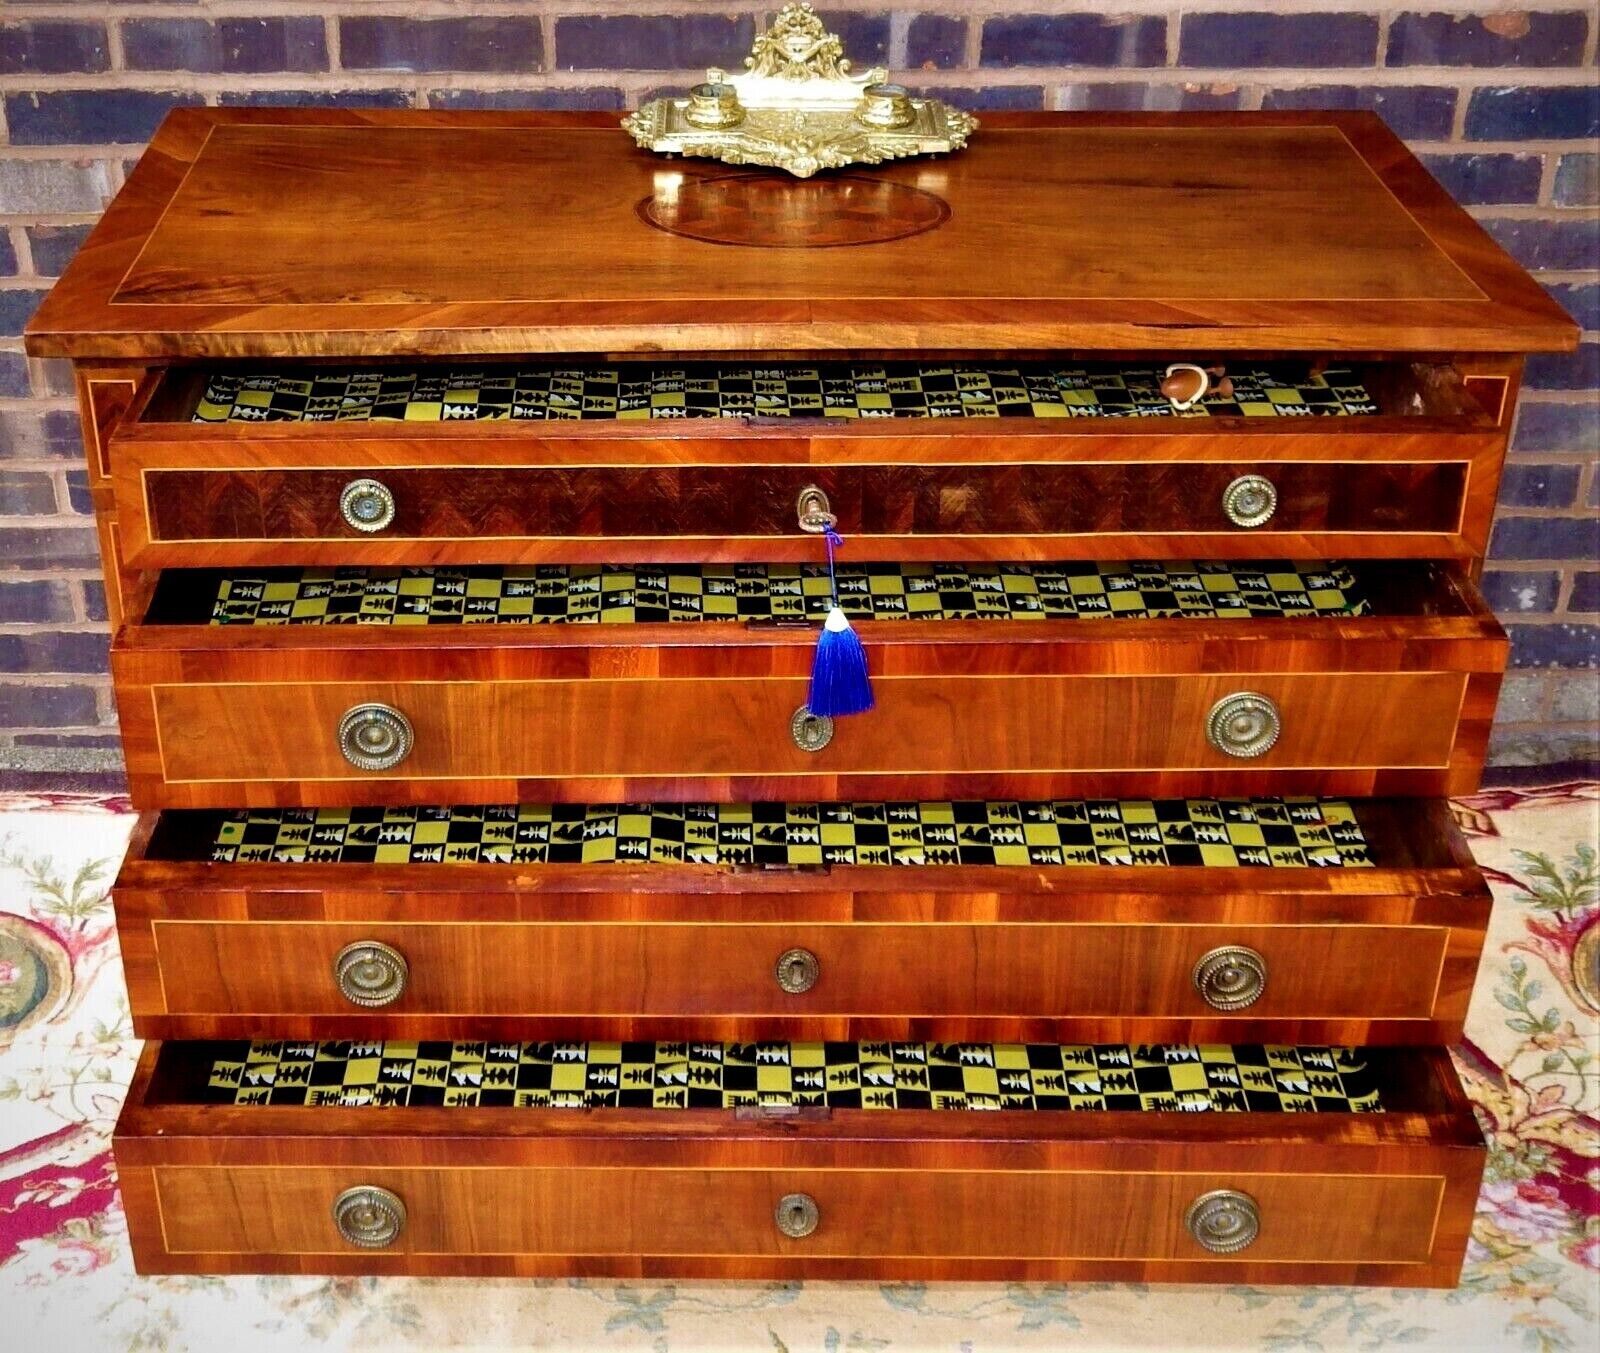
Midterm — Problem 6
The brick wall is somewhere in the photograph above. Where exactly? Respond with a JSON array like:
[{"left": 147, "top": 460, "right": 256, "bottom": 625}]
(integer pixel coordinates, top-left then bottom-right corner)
[{"left": 1, "top": 2, "right": 1596, "bottom": 778}]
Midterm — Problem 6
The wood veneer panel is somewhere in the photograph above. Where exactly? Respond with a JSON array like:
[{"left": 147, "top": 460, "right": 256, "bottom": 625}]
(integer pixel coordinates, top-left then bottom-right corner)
[
  {"left": 25, "top": 111, "right": 1577, "bottom": 357},
  {"left": 123, "top": 670, "right": 1471, "bottom": 805},
  {"left": 128, "top": 919, "right": 1474, "bottom": 1045},
  {"left": 154, "top": 1165, "right": 1441, "bottom": 1263},
  {"left": 108, "top": 407, "right": 1506, "bottom": 564}
]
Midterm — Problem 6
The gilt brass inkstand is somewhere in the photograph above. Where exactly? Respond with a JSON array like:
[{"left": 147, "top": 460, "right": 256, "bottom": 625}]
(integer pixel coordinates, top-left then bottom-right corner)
[{"left": 622, "top": 2, "right": 977, "bottom": 178}]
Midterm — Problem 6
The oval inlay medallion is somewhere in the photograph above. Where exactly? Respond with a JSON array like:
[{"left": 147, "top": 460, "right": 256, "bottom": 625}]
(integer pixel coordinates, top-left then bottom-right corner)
[{"left": 638, "top": 173, "right": 949, "bottom": 248}]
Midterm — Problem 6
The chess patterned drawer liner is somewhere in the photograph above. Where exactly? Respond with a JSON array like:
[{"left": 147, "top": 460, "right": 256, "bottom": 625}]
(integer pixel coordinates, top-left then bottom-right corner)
[
  {"left": 154, "top": 560, "right": 1370, "bottom": 628},
  {"left": 196, "top": 797, "right": 1375, "bottom": 869},
  {"left": 196, "top": 1040, "right": 1382, "bottom": 1113},
  {"left": 189, "top": 362, "right": 1377, "bottom": 423}
]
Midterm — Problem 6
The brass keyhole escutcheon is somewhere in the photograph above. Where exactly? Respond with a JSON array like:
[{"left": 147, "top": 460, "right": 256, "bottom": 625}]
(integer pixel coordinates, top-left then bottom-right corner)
[
  {"left": 775, "top": 947, "right": 820, "bottom": 994},
  {"left": 774, "top": 1192, "right": 820, "bottom": 1238},
  {"left": 1185, "top": 1189, "right": 1260, "bottom": 1254},
  {"left": 796, "top": 485, "right": 837, "bottom": 534},
  {"left": 334, "top": 940, "right": 409, "bottom": 1008},
  {"left": 332, "top": 1185, "right": 407, "bottom": 1248},
  {"left": 790, "top": 705, "right": 834, "bottom": 753},
  {"left": 1192, "top": 945, "right": 1266, "bottom": 1011}
]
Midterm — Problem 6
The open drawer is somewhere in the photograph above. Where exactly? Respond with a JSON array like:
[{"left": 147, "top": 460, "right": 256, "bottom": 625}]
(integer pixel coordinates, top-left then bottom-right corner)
[
  {"left": 116, "top": 1038, "right": 1485, "bottom": 1284},
  {"left": 114, "top": 560, "right": 1505, "bottom": 805},
  {"left": 117, "top": 796, "right": 1488, "bottom": 1046},
  {"left": 105, "top": 357, "right": 1506, "bottom": 566}
]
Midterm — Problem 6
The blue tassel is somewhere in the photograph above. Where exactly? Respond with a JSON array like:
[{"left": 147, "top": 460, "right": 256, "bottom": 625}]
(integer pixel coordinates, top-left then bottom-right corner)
[
  {"left": 809, "top": 605, "right": 874, "bottom": 716},
  {"left": 808, "top": 526, "right": 874, "bottom": 717}
]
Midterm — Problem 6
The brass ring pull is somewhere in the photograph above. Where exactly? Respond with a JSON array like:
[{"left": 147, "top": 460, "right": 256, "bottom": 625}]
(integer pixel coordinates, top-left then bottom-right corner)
[
  {"left": 796, "top": 485, "right": 837, "bottom": 534},
  {"left": 334, "top": 940, "right": 409, "bottom": 1008},
  {"left": 339, "top": 478, "right": 397, "bottom": 533},
  {"left": 338, "top": 702, "right": 414, "bottom": 771},
  {"left": 1185, "top": 1189, "right": 1260, "bottom": 1254},
  {"left": 1192, "top": 945, "right": 1266, "bottom": 1011},
  {"left": 333, "top": 1185, "right": 407, "bottom": 1249},
  {"left": 1221, "top": 474, "right": 1278, "bottom": 529},
  {"left": 774, "top": 1192, "right": 820, "bottom": 1239},
  {"left": 775, "top": 947, "right": 820, "bottom": 995},
  {"left": 790, "top": 705, "right": 834, "bottom": 753},
  {"left": 1205, "top": 692, "right": 1281, "bottom": 760}
]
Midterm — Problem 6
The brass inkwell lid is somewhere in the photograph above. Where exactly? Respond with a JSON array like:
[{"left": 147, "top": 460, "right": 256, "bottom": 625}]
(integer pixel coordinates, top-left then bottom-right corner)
[{"left": 622, "top": 3, "right": 977, "bottom": 178}]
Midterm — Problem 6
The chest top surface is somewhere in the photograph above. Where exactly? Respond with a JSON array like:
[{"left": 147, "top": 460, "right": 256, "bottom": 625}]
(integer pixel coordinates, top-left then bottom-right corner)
[{"left": 26, "top": 108, "right": 1575, "bottom": 359}]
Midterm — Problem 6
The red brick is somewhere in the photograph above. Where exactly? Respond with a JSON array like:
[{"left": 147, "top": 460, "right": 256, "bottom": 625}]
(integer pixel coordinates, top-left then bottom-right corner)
[
  {"left": 1388, "top": 11, "right": 1588, "bottom": 68},
  {"left": 1180, "top": 12, "right": 1379, "bottom": 68},
  {"left": 342, "top": 17, "right": 542, "bottom": 74}
]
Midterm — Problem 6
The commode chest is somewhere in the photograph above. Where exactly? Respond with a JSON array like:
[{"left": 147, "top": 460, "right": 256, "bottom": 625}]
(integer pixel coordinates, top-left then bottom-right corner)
[{"left": 27, "top": 108, "right": 1576, "bottom": 1286}]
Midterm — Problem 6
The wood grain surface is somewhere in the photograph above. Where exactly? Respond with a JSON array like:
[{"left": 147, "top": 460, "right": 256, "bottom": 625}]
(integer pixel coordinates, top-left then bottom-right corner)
[{"left": 25, "top": 110, "right": 1577, "bottom": 357}]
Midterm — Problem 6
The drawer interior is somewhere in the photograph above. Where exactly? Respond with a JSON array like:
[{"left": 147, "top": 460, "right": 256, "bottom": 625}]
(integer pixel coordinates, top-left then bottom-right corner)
[
  {"left": 127, "top": 356, "right": 1502, "bottom": 433},
  {"left": 136, "top": 795, "right": 1469, "bottom": 873},
  {"left": 137, "top": 559, "right": 1484, "bottom": 630},
  {"left": 135, "top": 1038, "right": 1474, "bottom": 1121},
  {"left": 176, "top": 1038, "right": 1387, "bottom": 1113},
  {"left": 131, "top": 357, "right": 1477, "bottom": 426}
]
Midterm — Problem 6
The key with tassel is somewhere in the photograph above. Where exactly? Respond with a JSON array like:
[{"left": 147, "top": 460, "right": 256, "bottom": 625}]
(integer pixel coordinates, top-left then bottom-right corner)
[{"left": 808, "top": 525, "right": 874, "bottom": 717}]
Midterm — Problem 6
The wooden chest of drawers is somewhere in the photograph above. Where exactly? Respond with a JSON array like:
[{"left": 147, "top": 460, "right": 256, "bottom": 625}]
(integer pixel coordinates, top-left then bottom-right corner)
[{"left": 28, "top": 107, "right": 1576, "bottom": 1287}]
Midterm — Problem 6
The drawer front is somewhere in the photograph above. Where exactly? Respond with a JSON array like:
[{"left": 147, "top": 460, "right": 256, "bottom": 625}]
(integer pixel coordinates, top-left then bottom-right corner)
[
  {"left": 112, "top": 448, "right": 1493, "bottom": 566},
  {"left": 151, "top": 1164, "right": 1444, "bottom": 1266},
  {"left": 126, "top": 671, "right": 1471, "bottom": 805},
  {"left": 144, "top": 919, "right": 1451, "bottom": 1028}
]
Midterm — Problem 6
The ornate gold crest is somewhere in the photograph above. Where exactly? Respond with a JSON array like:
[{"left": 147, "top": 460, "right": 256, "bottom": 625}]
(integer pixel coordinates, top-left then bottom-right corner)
[{"left": 621, "top": 3, "right": 977, "bottom": 178}]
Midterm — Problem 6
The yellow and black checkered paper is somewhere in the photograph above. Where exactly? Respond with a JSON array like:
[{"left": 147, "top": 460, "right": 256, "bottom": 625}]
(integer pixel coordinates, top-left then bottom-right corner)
[
  {"left": 200, "top": 1040, "right": 1382, "bottom": 1113},
  {"left": 210, "top": 797, "right": 1373, "bottom": 868},
  {"left": 206, "top": 561, "right": 1369, "bottom": 627},
  {"left": 192, "top": 362, "right": 1377, "bottom": 423}
]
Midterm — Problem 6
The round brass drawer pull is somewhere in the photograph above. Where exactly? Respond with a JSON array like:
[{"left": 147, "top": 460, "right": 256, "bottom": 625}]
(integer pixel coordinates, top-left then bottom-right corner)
[
  {"left": 1192, "top": 945, "right": 1266, "bottom": 1011},
  {"left": 1206, "top": 692, "right": 1281, "bottom": 760},
  {"left": 1185, "top": 1189, "right": 1260, "bottom": 1254},
  {"left": 775, "top": 1192, "right": 820, "bottom": 1239},
  {"left": 790, "top": 704, "right": 834, "bottom": 753},
  {"left": 775, "top": 947, "right": 820, "bottom": 995},
  {"left": 333, "top": 1185, "right": 407, "bottom": 1249},
  {"left": 338, "top": 702, "right": 414, "bottom": 771},
  {"left": 1221, "top": 474, "right": 1278, "bottom": 529},
  {"left": 334, "top": 940, "right": 409, "bottom": 1008},
  {"left": 796, "top": 485, "right": 837, "bottom": 534},
  {"left": 339, "top": 477, "right": 397, "bottom": 533}
]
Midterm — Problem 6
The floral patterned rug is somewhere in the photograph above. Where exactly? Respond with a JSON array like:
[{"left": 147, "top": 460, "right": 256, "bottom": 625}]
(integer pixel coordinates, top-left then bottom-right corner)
[{"left": 1, "top": 787, "right": 1595, "bottom": 1352}]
